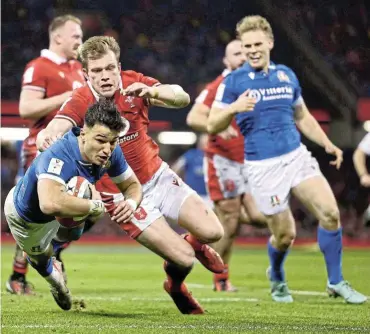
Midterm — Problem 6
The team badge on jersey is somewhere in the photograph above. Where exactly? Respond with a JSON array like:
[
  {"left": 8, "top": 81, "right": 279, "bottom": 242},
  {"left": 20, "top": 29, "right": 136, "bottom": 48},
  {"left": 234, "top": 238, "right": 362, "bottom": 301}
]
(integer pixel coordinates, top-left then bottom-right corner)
[
  {"left": 47, "top": 158, "right": 64, "bottom": 175},
  {"left": 125, "top": 96, "right": 136, "bottom": 108},
  {"left": 277, "top": 71, "right": 290, "bottom": 83},
  {"left": 134, "top": 207, "right": 147, "bottom": 220},
  {"left": 270, "top": 195, "right": 280, "bottom": 207}
]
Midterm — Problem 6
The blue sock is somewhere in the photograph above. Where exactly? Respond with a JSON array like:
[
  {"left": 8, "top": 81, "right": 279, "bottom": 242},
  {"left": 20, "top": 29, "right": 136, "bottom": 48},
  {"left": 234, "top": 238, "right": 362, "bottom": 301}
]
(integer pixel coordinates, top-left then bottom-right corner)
[
  {"left": 318, "top": 226, "right": 343, "bottom": 285},
  {"left": 27, "top": 256, "right": 53, "bottom": 277},
  {"left": 51, "top": 239, "right": 67, "bottom": 254},
  {"left": 268, "top": 241, "right": 289, "bottom": 282}
]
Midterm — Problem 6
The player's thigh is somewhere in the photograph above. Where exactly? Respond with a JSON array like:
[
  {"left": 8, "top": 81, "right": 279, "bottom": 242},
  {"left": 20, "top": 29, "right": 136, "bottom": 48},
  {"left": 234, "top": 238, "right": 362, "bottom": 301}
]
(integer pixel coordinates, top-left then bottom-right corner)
[
  {"left": 292, "top": 175, "right": 340, "bottom": 225},
  {"left": 267, "top": 208, "right": 296, "bottom": 242},
  {"left": 214, "top": 197, "right": 241, "bottom": 236},
  {"left": 5, "top": 197, "right": 59, "bottom": 255},
  {"left": 135, "top": 216, "right": 195, "bottom": 268},
  {"left": 178, "top": 193, "right": 223, "bottom": 242},
  {"left": 241, "top": 193, "right": 266, "bottom": 225}
]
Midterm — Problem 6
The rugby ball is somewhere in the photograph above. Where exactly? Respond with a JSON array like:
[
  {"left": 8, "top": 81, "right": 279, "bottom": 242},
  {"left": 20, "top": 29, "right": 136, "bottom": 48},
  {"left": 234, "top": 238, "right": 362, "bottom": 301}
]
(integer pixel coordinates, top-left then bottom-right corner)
[{"left": 56, "top": 176, "right": 92, "bottom": 228}]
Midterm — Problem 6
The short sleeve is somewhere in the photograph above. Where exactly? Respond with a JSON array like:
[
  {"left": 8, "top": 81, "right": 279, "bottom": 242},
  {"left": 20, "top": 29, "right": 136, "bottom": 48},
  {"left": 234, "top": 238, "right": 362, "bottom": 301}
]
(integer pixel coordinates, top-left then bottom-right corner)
[
  {"left": 107, "top": 146, "right": 133, "bottom": 183},
  {"left": 195, "top": 84, "right": 217, "bottom": 109},
  {"left": 22, "top": 62, "right": 47, "bottom": 93},
  {"left": 56, "top": 90, "right": 87, "bottom": 127},
  {"left": 36, "top": 152, "right": 75, "bottom": 185},
  {"left": 137, "top": 72, "right": 160, "bottom": 87},
  {"left": 290, "top": 70, "right": 303, "bottom": 106},
  {"left": 358, "top": 134, "right": 370, "bottom": 155},
  {"left": 212, "top": 76, "right": 238, "bottom": 109}
]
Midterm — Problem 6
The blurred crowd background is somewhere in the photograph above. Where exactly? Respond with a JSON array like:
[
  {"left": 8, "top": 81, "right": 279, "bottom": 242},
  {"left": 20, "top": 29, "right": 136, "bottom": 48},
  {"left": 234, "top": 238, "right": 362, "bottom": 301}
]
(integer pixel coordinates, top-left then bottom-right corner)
[{"left": 1, "top": 0, "right": 370, "bottom": 239}]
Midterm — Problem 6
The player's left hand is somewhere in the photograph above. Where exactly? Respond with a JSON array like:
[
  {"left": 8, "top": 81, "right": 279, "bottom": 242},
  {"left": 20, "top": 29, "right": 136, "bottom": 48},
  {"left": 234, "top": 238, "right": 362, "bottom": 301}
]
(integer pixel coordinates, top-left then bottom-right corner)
[
  {"left": 111, "top": 200, "right": 135, "bottom": 224},
  {"left": 325, "top": 143, "right": 343, "bottom": 169},
  {"left": 122, "top": 83, "right": 154, "bottom": 99}
]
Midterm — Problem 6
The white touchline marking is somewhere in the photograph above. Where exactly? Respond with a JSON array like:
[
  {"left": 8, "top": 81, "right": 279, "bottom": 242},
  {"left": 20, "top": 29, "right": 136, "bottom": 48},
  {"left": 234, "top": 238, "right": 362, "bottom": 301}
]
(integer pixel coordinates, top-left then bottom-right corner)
[{"left": 187, "top": 284, "right": 370, "bottom": 298}]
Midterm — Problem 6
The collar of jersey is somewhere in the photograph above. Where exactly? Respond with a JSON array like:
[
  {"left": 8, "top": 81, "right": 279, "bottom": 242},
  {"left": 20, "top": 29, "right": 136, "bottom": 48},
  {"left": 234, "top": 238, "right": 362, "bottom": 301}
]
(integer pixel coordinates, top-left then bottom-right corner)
[
  {"left": 244, "top": 61, "right": 276, "bottom": 74},
  {"left": 41, "top": 49, "right": 67, "bottom": 65},
  {"left": 87, "top": 75, "right": 124, "bottom": 101}
]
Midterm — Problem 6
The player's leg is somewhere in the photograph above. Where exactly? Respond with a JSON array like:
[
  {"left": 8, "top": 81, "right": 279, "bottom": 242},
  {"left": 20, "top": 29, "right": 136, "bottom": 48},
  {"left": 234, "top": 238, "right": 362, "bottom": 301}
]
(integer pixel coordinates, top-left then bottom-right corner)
[
  {"left": 212, "top": 197, "right": 241, "bottom": 291},
  {"left": 265, "top": 208, "right": 295, "bottom": 302},
  {"left": 241, "top": 193, "right": 267, "bottom": 227},
  {"left": 244, "top": 155, "right": 296, "bottom": 302},
  {"left": 122, "top": 209, "right": 205, "bottom": 314},
  {"left": 6, "top": 150, "right": 34, "bottom": 295},
  {"left": 4, "top": 188, "right": 71, "bottom": 310},
  {"left": 292, "top": 175, "right": 367, "bottom": 304}
]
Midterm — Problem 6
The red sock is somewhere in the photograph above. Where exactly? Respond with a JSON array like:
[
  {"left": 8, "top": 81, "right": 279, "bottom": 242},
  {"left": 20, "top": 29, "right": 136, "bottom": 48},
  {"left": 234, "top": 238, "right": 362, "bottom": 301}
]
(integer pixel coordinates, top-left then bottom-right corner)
[
  {"left": 184, "top": 234, "right": 204, "bottom": 251},
  {"left": 214, "top": 264, "right": 229, "bottom": 281},
  {"left": 13, "top": 257, "right": 28, "bottom": 275}
]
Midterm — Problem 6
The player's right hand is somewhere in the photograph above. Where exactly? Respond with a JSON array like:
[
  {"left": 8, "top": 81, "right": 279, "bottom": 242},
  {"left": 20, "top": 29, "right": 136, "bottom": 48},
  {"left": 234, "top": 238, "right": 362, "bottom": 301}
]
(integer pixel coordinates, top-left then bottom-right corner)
[
  {"left": 360, "top": 174, "right": 370, "bottom": 187},
  {"left": 36, "top": 130, "right": 62, "bottom": 152},
  {"left": 231, "top": 89, "right": 256, "bottom": 114},
  {"left": 111, "top": 200, "right": 135, "bottom": 224}
]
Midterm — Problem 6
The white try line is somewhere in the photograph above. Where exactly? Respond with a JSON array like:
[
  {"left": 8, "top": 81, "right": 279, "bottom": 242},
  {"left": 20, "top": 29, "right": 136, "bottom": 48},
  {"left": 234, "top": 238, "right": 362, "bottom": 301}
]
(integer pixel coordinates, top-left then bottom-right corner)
[
  {"left": 78, "top": 296, "right": 259, "bottom": 302},
  {"left": 2, "top": 324, "right": 369, "bottom": 332}
]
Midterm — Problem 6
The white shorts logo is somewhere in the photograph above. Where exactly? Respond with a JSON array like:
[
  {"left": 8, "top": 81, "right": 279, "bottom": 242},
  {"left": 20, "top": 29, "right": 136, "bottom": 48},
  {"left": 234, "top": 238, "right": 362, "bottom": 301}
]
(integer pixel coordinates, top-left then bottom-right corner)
[{"left": 47, "top": 158, "right": 64, "bottom": 175}]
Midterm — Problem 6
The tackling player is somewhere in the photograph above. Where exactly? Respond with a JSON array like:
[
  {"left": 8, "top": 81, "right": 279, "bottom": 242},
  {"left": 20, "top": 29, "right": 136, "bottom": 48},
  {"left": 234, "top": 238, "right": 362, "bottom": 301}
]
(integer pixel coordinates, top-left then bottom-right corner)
[
  {"left": 36, "top": 36, "right": 224, "bottom": 314},
  {"left": 187, "top": 40, "right": 266, "bottom": 291},
  {"left": 4, "top": 100, "right": 142, "bottom": 310},
  {"left": 208, "top": 15, "right": 366, "bottom": 304},
  {"left": 6, "top": 14, "right": 85, "bottom": 295}
]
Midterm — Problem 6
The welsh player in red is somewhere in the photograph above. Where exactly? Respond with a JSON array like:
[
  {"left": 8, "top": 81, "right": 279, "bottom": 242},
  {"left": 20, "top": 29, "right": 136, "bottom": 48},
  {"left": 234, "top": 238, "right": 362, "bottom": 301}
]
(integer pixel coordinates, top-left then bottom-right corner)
[
  {"left": 187, "top": 40, "right": 266, "bottom": 291},
  {"left": 6, "top": 15, "right": 84, "bottom": 295},
  {"left": 36, "top": 36, "right": 224, "bottom": 314}
]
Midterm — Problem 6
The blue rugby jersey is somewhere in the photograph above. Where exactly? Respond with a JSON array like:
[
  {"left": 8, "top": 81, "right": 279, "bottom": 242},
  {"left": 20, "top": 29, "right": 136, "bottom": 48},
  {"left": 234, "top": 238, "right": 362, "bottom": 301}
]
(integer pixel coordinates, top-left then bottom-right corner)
[
  {"left": 13, "top": 127, "right": 132, "bottom": 223},
  {"left": 213, "top": 62, "right": 303, "bottom": 161}
]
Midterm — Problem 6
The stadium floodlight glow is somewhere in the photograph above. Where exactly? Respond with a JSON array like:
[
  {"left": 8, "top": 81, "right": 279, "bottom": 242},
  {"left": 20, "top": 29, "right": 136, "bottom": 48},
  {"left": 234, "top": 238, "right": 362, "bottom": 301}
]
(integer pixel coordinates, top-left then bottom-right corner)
[
  {"left": 363, "top": 121, "right": 370, "bottom": 132},
  {"left": 0, "top": 127, "right": 29, "bottom": 141},
  {"left": 158, "top": 131, "right": 197, "bottom": 145}
]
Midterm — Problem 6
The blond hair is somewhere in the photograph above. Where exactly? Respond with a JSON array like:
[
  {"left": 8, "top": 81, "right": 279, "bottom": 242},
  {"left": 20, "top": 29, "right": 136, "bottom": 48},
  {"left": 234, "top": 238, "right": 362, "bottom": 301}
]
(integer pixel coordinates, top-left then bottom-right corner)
[
  {"left": 236, "top": 15, "right": 274, "bottom": 40},
  {"left": 49, "top": 14, "right": 81, "bottom": 35},
  {"left": 79, "top": 36, "right": 120, "bottom": 69}
]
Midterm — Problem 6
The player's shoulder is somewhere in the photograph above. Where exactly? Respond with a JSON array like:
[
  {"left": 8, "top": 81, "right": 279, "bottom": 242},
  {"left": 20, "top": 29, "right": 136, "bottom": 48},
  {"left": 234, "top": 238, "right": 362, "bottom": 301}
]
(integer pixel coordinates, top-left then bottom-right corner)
[
  {"left": 69, "top": 60, "right": 83, "bottom": 70},
  {"left": 71, "top": 85, "right": 94, "bottom": 103},
  {"left": 274, "top": 64, "right": 298, "bottom": 79},
  {"left": 206, "top": 73, "right": 226, "bottom": 90},
  {"left": 24, "top": 56, "right": 51, "bottom": 72},
  {"left": 225, "top": 64, "right": 250, "bottom": 85},
  {"left": 121, "top": 70, "right": 144, "bottom": 85}
]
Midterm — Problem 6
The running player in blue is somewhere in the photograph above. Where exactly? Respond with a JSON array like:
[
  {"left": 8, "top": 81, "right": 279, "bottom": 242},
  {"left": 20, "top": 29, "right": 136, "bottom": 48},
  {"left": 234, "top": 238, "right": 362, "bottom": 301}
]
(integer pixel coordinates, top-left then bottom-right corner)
[
  {"left": 208, "top": 15, "right": 366, "bottom": 304},
  {"left": 172, "top": 134, "right": 212, "bottom": 207},
  {"left": 4, "top": 99, "right": 142, "bottom": 310}
]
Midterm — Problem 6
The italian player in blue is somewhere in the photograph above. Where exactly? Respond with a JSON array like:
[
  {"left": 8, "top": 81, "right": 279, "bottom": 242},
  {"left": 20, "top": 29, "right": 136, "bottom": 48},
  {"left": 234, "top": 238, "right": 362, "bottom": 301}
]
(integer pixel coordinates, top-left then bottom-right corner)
[
  {"left": 4, "top": 99, "right": 142, "bottom": 310},
  {"left": 208, "top": 15, "right": 366, "bottom": 304},
  {"left": 172, "top": 134, "right": 212, "bottom": 207}
]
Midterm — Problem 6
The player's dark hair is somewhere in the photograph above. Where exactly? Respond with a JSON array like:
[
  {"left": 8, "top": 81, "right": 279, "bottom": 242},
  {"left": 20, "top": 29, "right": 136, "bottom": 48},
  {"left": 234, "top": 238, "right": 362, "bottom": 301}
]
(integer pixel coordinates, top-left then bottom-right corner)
[{"left": 85, "top": 99, "right": 126, "bottom": 133}]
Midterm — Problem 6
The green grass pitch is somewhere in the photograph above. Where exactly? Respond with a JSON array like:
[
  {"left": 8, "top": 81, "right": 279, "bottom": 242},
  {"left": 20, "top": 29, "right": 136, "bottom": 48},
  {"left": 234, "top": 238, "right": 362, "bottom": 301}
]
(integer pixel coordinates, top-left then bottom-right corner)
[{"left": 1, "top": 244, "right": 370, "bottom": 333}]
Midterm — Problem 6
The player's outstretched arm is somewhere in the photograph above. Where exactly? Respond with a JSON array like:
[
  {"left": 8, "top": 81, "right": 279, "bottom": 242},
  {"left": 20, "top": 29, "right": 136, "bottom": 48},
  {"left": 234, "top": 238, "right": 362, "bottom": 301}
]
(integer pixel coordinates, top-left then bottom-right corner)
[
  {"left": 19, "top": 89, "right": 72, "bottom": 121},
  {"left": 294, "top": 101, "right": 343, "bottom": 169},
  {"left": 37, "top": 178, "right": 104, "bottom": 218},
  {"left": 353, "top": 148, "right": 370, "bottom": 187},
  {"left": 186, "top": 103, "right": 210, "bottom": 132},
  {"left": 36, "top": 118, "right": 74, "bottom": 152},
  {"left": 111, "top": 174, "right": 142, "bottom": 224},
  {"left": 123, "top": 83, "right": 190, "bottom": 109}
]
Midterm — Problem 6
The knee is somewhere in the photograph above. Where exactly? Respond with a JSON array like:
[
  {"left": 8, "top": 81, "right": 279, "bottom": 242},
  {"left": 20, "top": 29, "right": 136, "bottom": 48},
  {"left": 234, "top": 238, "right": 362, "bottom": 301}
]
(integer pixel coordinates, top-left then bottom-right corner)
[
  {"left": 275, "top": 231, "right": 296, "bottom": 249},
  {"left": 320, "top": 206, "right": 340, "bottom": 230},
  {"left": 202, "top": 223, "right": 224, "bottom": 244}
]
